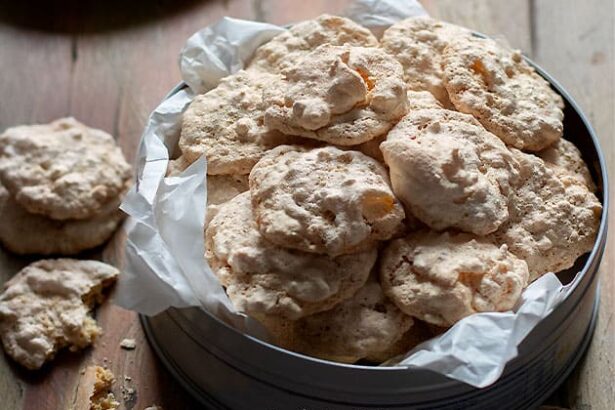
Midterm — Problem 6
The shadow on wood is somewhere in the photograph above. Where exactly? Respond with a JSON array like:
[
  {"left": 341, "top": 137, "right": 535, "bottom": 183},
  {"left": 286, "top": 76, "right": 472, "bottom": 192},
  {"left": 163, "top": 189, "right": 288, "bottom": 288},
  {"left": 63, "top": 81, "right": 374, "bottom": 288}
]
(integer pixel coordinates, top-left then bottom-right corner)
[{"left": 0, "top": 0, "right": 209, "bottom": 33}]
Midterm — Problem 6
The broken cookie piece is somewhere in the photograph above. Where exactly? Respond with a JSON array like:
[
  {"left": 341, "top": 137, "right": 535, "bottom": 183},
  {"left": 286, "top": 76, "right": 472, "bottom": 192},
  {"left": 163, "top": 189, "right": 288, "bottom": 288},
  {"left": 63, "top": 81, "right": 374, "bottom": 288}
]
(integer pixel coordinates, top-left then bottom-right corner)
[
  {"left": 0, "top": 259, "right": 119, "bottom": 369},
  {"left": 74, "top": 365, "right": 120, "bottom": 410}
]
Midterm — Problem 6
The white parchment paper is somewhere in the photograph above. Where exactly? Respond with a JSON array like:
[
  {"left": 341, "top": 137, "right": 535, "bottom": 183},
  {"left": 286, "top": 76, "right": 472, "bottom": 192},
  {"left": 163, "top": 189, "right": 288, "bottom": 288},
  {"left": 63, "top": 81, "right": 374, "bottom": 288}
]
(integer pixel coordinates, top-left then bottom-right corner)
[{"left": 116, "top": 0, "right": 580, "bottom": 388}]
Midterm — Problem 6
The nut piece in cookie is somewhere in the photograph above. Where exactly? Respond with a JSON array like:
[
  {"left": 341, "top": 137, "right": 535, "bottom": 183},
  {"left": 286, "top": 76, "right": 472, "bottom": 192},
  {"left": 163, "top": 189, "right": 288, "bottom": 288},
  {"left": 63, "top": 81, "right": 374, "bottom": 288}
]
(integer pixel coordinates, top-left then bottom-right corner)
[
  {"left": 249, "top": 146, "right": 405, "bottom": 256},
  {"left": 537, "top": 138, "right": 597, "bottom": 192},
  {"left": 247, "top": 14, "right": 378, "bottom": 74},
  {"left": 382, "top": 108, "right": 519, "bottom": 236},
  {"left": 205, "top": 193, "right": 377, "bottom": 321},
  {"left": 0, "top": 117, "right": 131, "bottom": 220},
  {"left": 264, "top": 45, "right": 408, "bottom": 146},
  {"left": 179, "top": 70, "right": 293, "bottom": 175},
  {"left": 0, "top": 182, "right": 126, "bottom": 255},
  {"left": 274, "top": 278, "right": 414, "bottom": 364},
  {"left": 380, "top": 231, "right": 529, "bottom": 327},
  {"left": 442, "top": 35, "right": 564, "bottom": 151},
  {"left": 489, "top": 149, "right": 602, "bottom": 281},
  {"left": 0, "top": 259, "right": 119, "bottom": 369},
  {"left": 381, "top": 16, "right": 470, "bottom": 107}
]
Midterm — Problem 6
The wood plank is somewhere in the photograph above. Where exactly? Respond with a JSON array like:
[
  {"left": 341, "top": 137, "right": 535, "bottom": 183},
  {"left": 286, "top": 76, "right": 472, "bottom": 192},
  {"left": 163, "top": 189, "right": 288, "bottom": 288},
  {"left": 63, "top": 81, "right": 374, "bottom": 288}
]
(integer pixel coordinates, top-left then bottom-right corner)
[
  {"left": 421, "top": 0, "right": 533, "bottom": 56},
  {"left": 257, "top": 0, "right": 353, "bottom": 25},
  {"left": 532, "top": 1, "right": 615, "bottom": 409}
]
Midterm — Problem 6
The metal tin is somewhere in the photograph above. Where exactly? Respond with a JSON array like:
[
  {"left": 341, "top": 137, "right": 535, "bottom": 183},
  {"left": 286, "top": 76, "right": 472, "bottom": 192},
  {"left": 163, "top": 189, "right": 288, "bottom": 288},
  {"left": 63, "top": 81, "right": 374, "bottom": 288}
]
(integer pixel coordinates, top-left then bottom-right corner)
[{"left": 140, "top": 58, "right": 609, "bottom": 409}]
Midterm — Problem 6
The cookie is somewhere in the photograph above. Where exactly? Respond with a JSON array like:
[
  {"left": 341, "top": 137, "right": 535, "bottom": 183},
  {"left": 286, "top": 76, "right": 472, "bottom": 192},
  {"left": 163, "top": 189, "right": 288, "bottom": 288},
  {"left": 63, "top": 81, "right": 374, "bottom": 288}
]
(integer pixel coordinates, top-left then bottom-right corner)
[
  {"left": 365, "top": 318, "right": 435, "bottom": 363},
  {"left": 249, "top": 146, "right": 405, "bottom": 256},
  {"left": 0, "top": 259, "right": 118, "bottom": 369},
  {"left": 381, "top": 108, "right": 519, "bottom": 235},
  {"left": 178, "top": 70, "right": 293, "bottom": 175},
  {"left": 205, "top": 192, "right": 376, "bottom": 320},
  {"left": 280, "top": 278, "right": 414, "bottom": 364},
  {"left": 489, "top": 149, "right": 602, "bottom": 281},
  {"left": 0, "top": 182, "right": 126, "bottom": 255},
  {"left": 205, "top": 174, "right": 249, "bottom": 227},
  {"left": 247, "top": 14, "right": 378, "bottom": 74},
  {"left": 74, "top": 366, "right": 120, "bottom": 410},
  {"left": 381, "top": 16, "right": 470, "bottom": 107},
  {"left": 380, "top": 231, "right": 529, "bottom": 327},
  {"left": 537, "top": 138, "right": 596, "bottom": 192},
  {"left": 0, "top": 118, "right": 131, "bottom": 220},
  {"left": 264, "top": 45, "right": 408, "bottom": 146},
  {"left": 442, "top": 35, "right": 564, "bottom": 151}
]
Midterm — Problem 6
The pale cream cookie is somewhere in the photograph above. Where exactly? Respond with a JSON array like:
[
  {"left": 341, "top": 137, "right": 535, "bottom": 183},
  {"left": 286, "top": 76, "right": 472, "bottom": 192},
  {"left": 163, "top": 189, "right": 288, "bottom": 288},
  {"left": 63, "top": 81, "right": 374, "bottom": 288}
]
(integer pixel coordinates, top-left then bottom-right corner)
[
  {"left": 381, "top": 16, "right": 470, "bottom": 107},
  {"left": 0, "top": 182, "right": 126, "bottom": 255},
  {"left": 205, "top": 174, "right": 249, "bottom": 227},
  {"left": 380, "top": 231, "right": 529, "bottom": 327},
  {"left": 381, "top": 108, "right": 519, "bottom": 236},
  {"left": 0, "top": 118, "right": 132, "bottom": 220},
  {"left": 278, "top": 278, "right": 414, "bottom": 364},
  {"left": 350, "top": 91, "right": 444, "bottom": 164},
  {"left": 0, "top": 259, "right": 118, "bottom": 369},
  {"left": 442, "top": 35, "right": 564, "bottom": 151},
  {"left": 264, "top": 45, "right": 408, "bottom": 146},
  {"left": 178, "top": 70, "right": 293, "bottom": 175},
  {"left": 247, "top": 14, "right": 378, "bottom": 74},
  {"left": 489, "top": 149, "right": 602, "bottom": 281},
  {"left": 249, "top": 146, "right": 405, "bottom": 256},
  {"left": 205, "top": 193, "right": 376, "bottom": 321},
  {"left": 537, "top": 138, "right": 596, "bottom": 192}
]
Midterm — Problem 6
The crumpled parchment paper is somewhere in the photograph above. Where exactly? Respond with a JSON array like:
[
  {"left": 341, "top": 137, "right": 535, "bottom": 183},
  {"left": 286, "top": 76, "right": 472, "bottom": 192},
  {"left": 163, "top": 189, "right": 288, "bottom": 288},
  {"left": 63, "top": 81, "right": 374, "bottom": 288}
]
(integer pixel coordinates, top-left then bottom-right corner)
[{"left": 115, "top": 0, "right": 582, "bottom": 388}]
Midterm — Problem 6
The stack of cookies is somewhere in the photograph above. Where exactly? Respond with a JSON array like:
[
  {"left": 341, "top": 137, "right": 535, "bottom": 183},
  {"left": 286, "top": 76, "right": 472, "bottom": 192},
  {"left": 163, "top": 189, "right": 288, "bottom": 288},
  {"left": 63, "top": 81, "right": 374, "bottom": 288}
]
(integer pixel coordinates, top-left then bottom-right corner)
[
  {"left": 0, "top": 117, "right": 131, "bottom": 255},
  {"left": 171, "top": 15, "right": 602, "bottom": 363}
]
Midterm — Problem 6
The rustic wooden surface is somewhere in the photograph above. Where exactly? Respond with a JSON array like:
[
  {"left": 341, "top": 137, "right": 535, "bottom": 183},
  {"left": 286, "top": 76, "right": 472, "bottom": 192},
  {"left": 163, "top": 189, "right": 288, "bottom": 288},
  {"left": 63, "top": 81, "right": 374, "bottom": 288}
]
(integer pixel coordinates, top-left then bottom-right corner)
[{"left": 0, "top": 1, "right": 612, "bottom": 409}]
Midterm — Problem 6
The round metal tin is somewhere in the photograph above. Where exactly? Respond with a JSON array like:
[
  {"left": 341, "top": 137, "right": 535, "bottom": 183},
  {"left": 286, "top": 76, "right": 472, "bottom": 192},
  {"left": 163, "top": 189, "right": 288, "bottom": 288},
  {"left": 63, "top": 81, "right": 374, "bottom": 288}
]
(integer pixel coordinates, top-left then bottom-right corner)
[{"left": 140, "top": 57, "right": 609, "bottom": 409}]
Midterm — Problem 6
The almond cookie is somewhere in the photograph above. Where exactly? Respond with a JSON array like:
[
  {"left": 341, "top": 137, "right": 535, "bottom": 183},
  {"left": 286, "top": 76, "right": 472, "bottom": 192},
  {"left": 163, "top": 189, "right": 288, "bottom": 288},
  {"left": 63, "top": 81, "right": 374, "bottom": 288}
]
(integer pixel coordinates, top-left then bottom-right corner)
[
  {"left": 380, "top": 231, "right": 529, "bottom": 327},
  {"left": 249, "top": 146, "right": 405, "bottom": 256},
  {"left": 537, "top": 138, "right": 596, "bottom": 192},
  {"left": 351, "top": 91, "right": 444, "bottom": 164},
  {"left": 276, "top": 278, "right": 414, "bottom": 364},
  {"left": 489, "top": 149, "right": 602, "bottom": 281},
  {"left": 205, "top": 193, "right": 376, "bottom": 321},
  {"left": 0, "top": 118, "right": 132, "bottom": 220},
  {"left": 382, "top": 108, "right": 519, "bottom": 236},
  {"left": 0, "top": 182, "right": 125, "bottom": 255},
  {"left": 381, "top": 16, "right": 470, "bottom": 106},
  {"left": 0, "top": 259, "right": 118, "bottom": 369},
  {"left": 247, "top": 14, "right": 378, "bottom": 74},
  {"left": 442, "top": 35, "right": 564, "bottom": 151},
  {"left": 178, "top": 70, "right": 293, "bottom": 175},
  {"left": 205, "top": 174, "right": 249, "bottom": 227},
  {"left": 264, "top": 45, "right": 408, "bottom": 146}
]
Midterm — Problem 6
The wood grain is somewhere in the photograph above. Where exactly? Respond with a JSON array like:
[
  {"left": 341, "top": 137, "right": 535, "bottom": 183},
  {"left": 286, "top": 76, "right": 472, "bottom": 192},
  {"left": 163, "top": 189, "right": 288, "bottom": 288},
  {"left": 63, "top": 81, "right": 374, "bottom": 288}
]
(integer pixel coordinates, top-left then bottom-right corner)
[{"left": 0, "top": 0, "right": 613, "bottom": 409}]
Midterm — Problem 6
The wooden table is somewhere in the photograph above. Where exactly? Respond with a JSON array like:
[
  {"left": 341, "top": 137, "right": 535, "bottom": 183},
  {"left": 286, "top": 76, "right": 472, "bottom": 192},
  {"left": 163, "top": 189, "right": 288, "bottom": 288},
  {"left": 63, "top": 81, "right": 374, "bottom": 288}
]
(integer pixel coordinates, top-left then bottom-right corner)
[{"left": 0, "top": 1, "right": 613, "bottom": 409}]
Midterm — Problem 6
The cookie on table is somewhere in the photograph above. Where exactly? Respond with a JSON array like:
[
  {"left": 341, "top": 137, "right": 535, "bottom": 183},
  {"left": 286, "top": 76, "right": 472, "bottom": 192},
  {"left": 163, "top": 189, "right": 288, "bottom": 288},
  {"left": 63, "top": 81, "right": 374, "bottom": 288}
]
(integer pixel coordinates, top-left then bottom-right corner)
[
  {"left": 178, "top": 70, "right": 294, "bottom": 175},
  {"left": 264, "top": 45, "right": 408, "bottom": 146},
  {"left": 537, "top": 138, "right": 597, "bottom": 192},
  {"left": 0, "top": 259, "right": 119, "bottom": 369},
  {"left": 249, "top": 146, "right": 405, "bottom": 256},
  {"left": 279, "top": 278, "right": 414, "bottom": 364},
  {"left": 489, "top": 149, "right": 602, "bottom": 281},
  {"left": 381, "top": 108, "right": 519, "bottom": 236},
  {"left": 442, "top": 35, "right": 564, "bottom": 151},
  {"left": 381, "top": 16, "right": 470, "bottom": 107},
  {"left": 247, "top": 14, "right": 378, "bottom": 74},
  {"left": 0, "top": 182, "right": 126, "bottom": 255},
  {"left": 380, "top": 231, "right": 529, "bottom": 327},
  {"left": 205, "top": 192, "right": 376, "bottom": 321},
  {"left": 0, "top": 117, "right": 131, "bottom": 220}
]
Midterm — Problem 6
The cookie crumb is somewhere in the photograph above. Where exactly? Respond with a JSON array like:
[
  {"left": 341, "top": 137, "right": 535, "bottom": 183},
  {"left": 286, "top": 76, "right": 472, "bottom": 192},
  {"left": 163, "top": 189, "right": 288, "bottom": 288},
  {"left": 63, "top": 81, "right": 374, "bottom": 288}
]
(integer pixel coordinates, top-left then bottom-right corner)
[
  {"left": 120, "top": 338, "right": 136, "bottom": 350},
  {"left": 144, "top": 406, "right": 163, "bottom": 410}
]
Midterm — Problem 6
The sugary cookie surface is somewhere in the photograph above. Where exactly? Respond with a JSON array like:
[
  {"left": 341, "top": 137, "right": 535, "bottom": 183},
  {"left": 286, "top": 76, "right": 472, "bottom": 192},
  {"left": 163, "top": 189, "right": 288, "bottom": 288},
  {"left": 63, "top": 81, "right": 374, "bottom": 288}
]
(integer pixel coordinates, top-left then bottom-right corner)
[
  {"left": 380, "top": 231, "right": 529, "bottom": 327},
  {"left": 0, "top": 117, "right": 131, "bottom": 220},
  {"left": 249, "top": 145, "right": 405, "bottom": 256},
  {"left": 0, "top": 259, "right": 118, "bottom": 369},
  {"left": 205, "top": 193, "right": 376, "bottom": 321}
]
